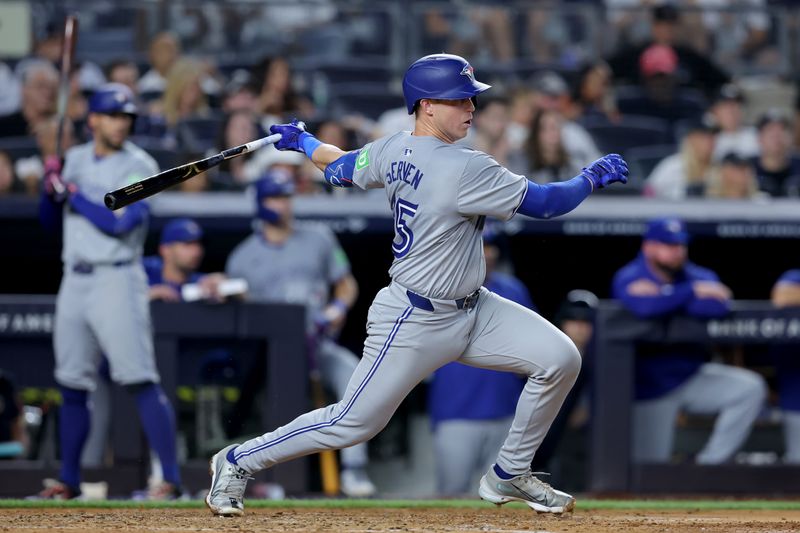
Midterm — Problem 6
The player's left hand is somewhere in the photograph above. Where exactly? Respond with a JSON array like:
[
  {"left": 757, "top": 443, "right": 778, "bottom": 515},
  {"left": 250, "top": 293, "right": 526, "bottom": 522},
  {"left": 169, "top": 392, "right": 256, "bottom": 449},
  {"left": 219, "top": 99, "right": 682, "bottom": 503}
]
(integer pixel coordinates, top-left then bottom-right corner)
[
  {"left": 581, "top": 154, "right": 629, "bottom": 189},
  {"left": 269, "top": 118, "right": 311, "bottom": 153},
  {"left": 43, "top": 156, "right": 69, "bottom": 202}
]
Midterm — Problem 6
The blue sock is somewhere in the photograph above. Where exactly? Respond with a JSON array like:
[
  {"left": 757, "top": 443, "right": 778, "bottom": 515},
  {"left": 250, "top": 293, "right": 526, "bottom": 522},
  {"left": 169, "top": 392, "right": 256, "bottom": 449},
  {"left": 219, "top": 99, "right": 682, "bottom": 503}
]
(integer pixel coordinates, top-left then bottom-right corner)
[
  {"left": 226, "top": 447, "right": 238, "bottom": 465},
  {"left": 58, "top": 387, "right": 90, "bottom": 489},
  {"left": 493, "top": 463, "right": 516, "bottom": 480},
  {"left": 134, "top": 384, "right": 181, "bottom": 486}
]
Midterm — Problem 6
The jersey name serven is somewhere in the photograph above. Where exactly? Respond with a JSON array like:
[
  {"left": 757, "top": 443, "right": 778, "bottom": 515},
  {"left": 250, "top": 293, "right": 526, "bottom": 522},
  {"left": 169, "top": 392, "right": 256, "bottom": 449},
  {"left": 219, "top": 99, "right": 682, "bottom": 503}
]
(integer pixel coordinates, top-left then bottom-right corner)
[{"left": 386, "top": 158, "right": 424, "bottom": 189}]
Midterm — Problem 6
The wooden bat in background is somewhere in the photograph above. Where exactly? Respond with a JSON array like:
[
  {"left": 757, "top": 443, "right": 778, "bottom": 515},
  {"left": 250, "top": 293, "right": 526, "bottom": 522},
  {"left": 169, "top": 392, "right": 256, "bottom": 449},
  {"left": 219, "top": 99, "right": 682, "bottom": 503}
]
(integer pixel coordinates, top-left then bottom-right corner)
[
  {"left": 53, "top": 14, "right": 79, "bottom": 196},
  {"left": 104, "top": 133, "right": 282, "bottom": 210}
]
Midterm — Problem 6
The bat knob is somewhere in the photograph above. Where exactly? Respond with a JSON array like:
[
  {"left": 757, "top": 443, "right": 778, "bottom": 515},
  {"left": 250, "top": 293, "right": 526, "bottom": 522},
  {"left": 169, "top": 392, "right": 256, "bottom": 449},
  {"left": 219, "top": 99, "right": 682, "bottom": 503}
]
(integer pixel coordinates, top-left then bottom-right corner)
[{"left": 104, "top": 193, "right": 118, "bottom": 210}]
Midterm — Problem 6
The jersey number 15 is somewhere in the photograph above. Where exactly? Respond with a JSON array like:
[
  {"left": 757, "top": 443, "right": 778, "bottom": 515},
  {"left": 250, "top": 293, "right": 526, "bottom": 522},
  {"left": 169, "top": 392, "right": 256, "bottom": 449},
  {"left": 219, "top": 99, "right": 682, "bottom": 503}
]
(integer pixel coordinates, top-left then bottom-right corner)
[{"left": 392, "top": 197, "right": 418, "bottom": 259}]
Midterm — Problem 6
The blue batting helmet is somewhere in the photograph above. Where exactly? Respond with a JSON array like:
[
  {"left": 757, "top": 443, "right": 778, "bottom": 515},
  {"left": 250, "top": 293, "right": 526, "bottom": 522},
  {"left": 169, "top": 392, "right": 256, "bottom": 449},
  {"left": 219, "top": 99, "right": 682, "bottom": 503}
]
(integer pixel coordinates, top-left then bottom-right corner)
[
  {"left": 88, "top": 83, "right": 138, "bottom": 116},
  {"left": 402, "top": 53, "right": 491, "bottom": 114},
  {"left": 254, "top": 169, "right": 295, "bottom": 224}
]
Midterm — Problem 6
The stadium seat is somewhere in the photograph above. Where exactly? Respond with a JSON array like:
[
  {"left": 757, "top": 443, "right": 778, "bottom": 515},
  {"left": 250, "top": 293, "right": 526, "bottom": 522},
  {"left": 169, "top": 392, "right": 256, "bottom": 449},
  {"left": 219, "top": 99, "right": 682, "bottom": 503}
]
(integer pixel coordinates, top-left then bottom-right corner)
[
  {"left": 624, "top": 143, "right": 678, "bottom": 191},
  {"left": 580, "top": 115, "right": 673, "bottom": 158},
  {"left": 329, "top": 83, "right": 402, "bottom": 120},
  {"left": 0, "top": 137, "right": 40, "bottom": 161},
  {"left": 175, "top": 115, "right": 224, "bottom": 155}
]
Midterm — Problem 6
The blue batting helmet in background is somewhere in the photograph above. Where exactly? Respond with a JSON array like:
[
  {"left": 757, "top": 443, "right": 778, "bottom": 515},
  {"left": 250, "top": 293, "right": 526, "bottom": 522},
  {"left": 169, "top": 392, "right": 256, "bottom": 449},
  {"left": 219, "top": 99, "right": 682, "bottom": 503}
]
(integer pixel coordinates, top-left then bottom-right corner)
[
  {"left": 254, "top": 168, "right": 295, "bottom": 223},
  {"left": 402, "top": 53, "right": 491, "bottom": 114},
  {"left": 160, "top": 218, "right": 203, "bottom": 245},
  {"left": 88, "top": 83, "right": 138, "bottom": 116}
]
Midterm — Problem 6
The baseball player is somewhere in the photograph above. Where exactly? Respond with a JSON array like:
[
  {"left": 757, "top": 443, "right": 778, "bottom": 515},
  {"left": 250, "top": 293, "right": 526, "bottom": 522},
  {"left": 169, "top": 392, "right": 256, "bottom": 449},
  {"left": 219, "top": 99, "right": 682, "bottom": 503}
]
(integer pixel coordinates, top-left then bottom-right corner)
[
  {"left": 225, "top": 169, "right": 376, "bottom": 497},
  {"left": 37, "top": 83, "right": 182, "bottom": 500},
  {"left": 206, "top": 53, "right": 628, "bottom": 516},
  {"left": 612, "top": 217, "right": 767, "bottom": 465},
  {"left": 770, "top": 270, "right": 800, "bottom": 463}
]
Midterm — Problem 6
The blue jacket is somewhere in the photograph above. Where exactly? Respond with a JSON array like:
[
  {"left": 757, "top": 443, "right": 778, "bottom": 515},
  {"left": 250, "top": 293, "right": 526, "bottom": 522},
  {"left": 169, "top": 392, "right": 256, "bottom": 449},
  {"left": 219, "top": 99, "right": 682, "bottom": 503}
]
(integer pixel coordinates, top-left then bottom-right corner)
[
  {"left": 142, "top": 256, "right": 203, "bottom": 299},
  {"left": 773, "top": 269, "right": 800, "bottom": 411},
  {"left": 428, "top": 271, "right": 534, "bottom": 426},
  {"left": 612, "top": 253, "right": 729, "bottom": 400}
]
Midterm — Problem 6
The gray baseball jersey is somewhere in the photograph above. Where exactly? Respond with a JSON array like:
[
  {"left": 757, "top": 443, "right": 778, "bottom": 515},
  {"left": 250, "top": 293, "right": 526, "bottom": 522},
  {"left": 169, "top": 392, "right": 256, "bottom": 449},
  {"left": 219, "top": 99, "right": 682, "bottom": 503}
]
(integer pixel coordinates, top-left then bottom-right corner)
[
  {"left": 60, "top": 141, "right": 156, "bottom": 264},
  {"left": 54, "top": 140, "right": 160, "bottom": 390},
  {"left": 232, "top": 133, "right": 581, "bottom": 483},
  {"left": 226, "top": 223, "right": 350, "bottom": 320},
  {"left": 353, "top": 132, "right": 527, "bottom": 299}
]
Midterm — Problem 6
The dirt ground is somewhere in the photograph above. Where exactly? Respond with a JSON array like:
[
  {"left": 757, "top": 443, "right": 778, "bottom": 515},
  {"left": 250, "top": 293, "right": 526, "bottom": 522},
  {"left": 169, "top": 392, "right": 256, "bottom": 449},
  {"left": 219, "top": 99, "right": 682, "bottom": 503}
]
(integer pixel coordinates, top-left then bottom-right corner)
[{"left": 3, "top": 507, "right": 800, "bottom": 533}]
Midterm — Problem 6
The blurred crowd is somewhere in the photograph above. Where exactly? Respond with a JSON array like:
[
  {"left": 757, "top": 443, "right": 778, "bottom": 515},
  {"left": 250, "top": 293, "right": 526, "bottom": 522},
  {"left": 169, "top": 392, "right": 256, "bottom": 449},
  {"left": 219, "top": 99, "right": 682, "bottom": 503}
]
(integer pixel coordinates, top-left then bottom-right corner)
[{"left": 0, "top": 1, "right": 798, "bottom": 200}]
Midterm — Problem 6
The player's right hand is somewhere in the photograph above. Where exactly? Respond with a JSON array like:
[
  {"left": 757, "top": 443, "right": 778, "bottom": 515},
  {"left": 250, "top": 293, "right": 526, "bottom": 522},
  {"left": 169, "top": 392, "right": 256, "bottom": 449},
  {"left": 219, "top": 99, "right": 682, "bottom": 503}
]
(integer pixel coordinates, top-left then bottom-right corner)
[
  {"left": 581, "top": 154, "right": 629, "bottom": 189},
  {"left": 269, "top": 118, "right": 311, "bottom": 153},
  {"left": 148, "top": 284, "right": 181, "bottom": 302},
  {"left": 43, "top": 156, "right": 68, "bottom": 202}
]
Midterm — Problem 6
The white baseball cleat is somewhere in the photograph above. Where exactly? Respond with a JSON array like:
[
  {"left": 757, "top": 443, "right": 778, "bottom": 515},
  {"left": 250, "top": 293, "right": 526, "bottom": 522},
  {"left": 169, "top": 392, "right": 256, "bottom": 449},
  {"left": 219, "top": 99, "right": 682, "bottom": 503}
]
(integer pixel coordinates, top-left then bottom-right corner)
[
  {"left": 478, "top": 467, "right": 575, "bottom": 514},
  {"left": 340, "top": 468, "right": 377, "bottom": 498},
  {"left": 205, "top": 444, "right": 253, "bottom": 517}
]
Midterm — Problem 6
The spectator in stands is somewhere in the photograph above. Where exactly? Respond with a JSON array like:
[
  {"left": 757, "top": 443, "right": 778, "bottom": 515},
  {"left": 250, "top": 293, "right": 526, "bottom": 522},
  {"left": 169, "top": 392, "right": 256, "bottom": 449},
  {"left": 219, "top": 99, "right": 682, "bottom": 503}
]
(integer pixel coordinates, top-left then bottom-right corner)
[
  {"left": 208, "top": 110, "right": 262, "bottom": 190},
  {"left": 221, "top": 70, "right": 260, "bottom": 115},
  {"left": 252, "top": 56, "right": 312, "bottom": 126},
  {"left": 0, "top": 151, "right": 18, "bottom": 196},
  {"left": 421, "top": 5, "right": 515, "bottom": 65},
  {"left": 617, "top": 43, "right": 708, "bottom": 130},
  {"left": 0, "top": 61, "right": 57, "bottom": 138},
  {"left": 428, "top": 228, "right": 531, "bottom": 496},
  {"left": 612, "top": 216, "right": 766, "bottom": 464},
  {"left": 162, "top": 59, "right": 211, "bottom": 130},
  {"left": 505, "top": 85, "right": 537, "bottom": 154},
  {"left": 243, "top": 146, "right": 307, "bottom": 192},
  {"left": 705, "top": 152, "right": 765, "bottom": 200},
  {"left": 530, "top": 70, "right": 601, "bottom": 165},
  {"left": 710, "top": 83, "right": 759, "bottom": 161},
  {"left": 15, "top": 117, "right": 75, "bottom": 196},
  {"left": 644, "top": 117, "right": 718, "bottom": 199},
  {"left": 691, "top": 0, "right": 773, "bottom": 70},
  {"left": 568, "top": 60, "right": 619, "bottom": 123},
  {"left": 139, "top": 32, "right": 182, "bottom": 97},
  {"left": 606, "top": 4, "right": 730, "bottom": 97},
  {"left": 470, "top": 97, "right": 513, "bottom": 168},
  {"left": 770, "top": 269, "right": 800, "bottom": 464},
  {"left": 517, "top": 109, "right": 583, "bottom": 184},
  {"left": 0, "top": 62, "right": 21, "bottom": 116},
  {"left": 106, "top": 60, "right": 140, "bottom": 95},
  {"left": 750, "top": 109, "right": 800, "bottom": 197},
  {"left": 66, "top": 67, "right": 88, "bottom": 125}
]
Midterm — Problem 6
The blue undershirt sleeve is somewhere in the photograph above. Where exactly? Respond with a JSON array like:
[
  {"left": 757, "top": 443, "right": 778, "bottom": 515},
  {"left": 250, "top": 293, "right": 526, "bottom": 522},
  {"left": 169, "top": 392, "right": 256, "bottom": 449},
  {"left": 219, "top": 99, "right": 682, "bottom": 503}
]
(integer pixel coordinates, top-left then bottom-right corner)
[
  {"left": 69, "top": 192, "right": 149, "bottom": 235},
  {"left": 516, "top": 176, "right": 592, "bottom": 219},
  {"left": 38, "top": 191, "right": 64, "bottom": 233}
]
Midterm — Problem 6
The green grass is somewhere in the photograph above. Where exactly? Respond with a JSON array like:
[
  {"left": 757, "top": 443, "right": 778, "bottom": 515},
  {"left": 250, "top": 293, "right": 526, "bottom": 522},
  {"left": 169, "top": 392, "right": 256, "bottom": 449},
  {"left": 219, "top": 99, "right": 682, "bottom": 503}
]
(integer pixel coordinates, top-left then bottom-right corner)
[{"left": 2, "top": 499, "right": 800, "bottom": 511}]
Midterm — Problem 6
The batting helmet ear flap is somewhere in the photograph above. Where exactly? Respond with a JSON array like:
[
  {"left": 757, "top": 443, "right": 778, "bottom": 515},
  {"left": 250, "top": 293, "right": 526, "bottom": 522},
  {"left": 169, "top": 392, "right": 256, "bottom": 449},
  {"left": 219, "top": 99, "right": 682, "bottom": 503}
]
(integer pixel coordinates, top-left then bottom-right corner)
[{"left": 402, "top": 53, "right": 491, "bottom": 114}]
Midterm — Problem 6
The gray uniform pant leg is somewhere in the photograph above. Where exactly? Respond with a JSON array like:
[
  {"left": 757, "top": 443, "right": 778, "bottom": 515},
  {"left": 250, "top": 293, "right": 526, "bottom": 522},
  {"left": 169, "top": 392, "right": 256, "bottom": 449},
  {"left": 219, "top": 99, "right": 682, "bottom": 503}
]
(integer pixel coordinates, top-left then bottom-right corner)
[
  {"left": 317, "top": 339, "right": 369, "bottom": 468},
  {"left": 434, "top": 417, "right": 513, "bottom": 496},
  {"left": 459, "top": 290, "right": 582, "bottom": 475},
  {"left": 54, "top": 274, "right": 102, "bottom": 390},
  {"left": 633, "top": 362, "right": 767, "bottom": 464},
  {"left": 81, "top": 380, "right": 112, "bottom": 467},
  {"left": 783, "top": 411, "right": 800, "bottom": 463},
  {"left": 233, "top": 285, "right": 472, "bottom": 473}
]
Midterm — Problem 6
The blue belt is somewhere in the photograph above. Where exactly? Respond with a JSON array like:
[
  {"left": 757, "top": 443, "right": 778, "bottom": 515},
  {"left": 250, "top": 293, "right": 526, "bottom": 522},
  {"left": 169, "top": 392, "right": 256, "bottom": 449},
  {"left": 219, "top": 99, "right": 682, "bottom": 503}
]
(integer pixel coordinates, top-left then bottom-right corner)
[
  {"left": 72, "top": 260, "right": 133, "bottom": 274},
  {"left": 406, "top": 288, "right": 480, "bottom": 312}
]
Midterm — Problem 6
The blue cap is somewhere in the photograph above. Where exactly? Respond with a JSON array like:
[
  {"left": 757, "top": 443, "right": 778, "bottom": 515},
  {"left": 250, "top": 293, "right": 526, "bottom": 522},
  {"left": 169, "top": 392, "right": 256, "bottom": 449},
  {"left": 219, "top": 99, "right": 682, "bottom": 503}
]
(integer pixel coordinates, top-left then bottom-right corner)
[
  {"left": 255, "top": 168, "right": 295, "bottom": 200},
  {"left": 160, "top": 218, "right": 203, "bottom": 245},
  {"left": 643, "top": 217, "right": 689, "bottom": 245}
]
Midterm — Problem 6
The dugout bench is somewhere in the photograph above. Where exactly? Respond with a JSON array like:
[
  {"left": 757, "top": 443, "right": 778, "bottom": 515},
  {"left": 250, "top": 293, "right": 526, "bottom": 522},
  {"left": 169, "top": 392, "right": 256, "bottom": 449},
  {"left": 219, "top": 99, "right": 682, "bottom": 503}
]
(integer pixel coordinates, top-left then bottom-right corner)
[
  {"left": 0, "top": 296, "right": 309, "bottom": 497},
  {"left": 592, "top": 301, "right": 800, "bottom": 494}
]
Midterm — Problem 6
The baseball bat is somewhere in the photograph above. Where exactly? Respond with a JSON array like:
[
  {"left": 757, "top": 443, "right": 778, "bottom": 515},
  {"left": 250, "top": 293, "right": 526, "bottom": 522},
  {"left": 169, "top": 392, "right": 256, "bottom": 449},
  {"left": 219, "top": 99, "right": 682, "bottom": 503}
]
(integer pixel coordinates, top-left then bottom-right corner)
[
  {"left": 53, "top": 14, "right": 79, "bottom": 196},
  {"left": 104, "top": 133, "right": 282, "bottom": 210}
]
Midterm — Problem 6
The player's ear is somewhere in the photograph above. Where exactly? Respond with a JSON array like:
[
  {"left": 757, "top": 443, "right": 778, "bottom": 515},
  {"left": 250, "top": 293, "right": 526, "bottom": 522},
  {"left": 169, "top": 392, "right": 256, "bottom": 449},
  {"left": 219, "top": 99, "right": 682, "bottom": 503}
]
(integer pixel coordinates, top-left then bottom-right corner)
[{"left": 420, "top": 99, "right": 435, "bottom": 116}]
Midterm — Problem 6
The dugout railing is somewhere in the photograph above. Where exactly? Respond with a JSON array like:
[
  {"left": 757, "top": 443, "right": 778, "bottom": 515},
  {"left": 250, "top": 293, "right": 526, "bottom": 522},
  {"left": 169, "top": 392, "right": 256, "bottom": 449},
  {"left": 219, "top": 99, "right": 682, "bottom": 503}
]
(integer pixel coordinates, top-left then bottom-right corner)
[
  {"left": 592, "top": 301, "right": 800, "bottom": 494},
  {"left": 0, "top": 297, "right": 310, "bottom": 498}
]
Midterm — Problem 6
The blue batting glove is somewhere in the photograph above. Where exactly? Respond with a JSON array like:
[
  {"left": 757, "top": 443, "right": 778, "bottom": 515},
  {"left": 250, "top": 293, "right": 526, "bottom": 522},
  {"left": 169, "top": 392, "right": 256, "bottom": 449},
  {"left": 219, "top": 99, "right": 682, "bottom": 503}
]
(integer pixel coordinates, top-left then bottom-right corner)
[
  {"left": 581, "top": 153, "right": 629, "bottom": 190},
  {"left": 269, "top": 118, "right": 319, "bottom": 156}
]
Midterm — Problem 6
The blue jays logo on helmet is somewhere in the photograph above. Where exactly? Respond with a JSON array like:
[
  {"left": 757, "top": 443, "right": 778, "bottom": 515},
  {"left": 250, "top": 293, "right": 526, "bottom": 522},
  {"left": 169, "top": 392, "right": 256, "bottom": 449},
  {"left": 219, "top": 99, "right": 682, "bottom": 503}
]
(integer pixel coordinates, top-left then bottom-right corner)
[
  {"left": 88, "top": 83, "right": 138, "bottom": 116},
  {"left": 402, "top": 53, "right": 491, "bottom": 114}
]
